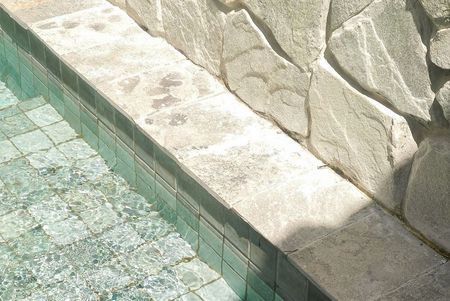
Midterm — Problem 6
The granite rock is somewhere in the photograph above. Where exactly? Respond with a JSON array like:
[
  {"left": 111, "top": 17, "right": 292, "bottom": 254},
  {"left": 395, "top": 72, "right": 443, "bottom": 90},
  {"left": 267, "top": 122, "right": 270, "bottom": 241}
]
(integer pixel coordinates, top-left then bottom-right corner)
[
  {"left": 437, "top": 80, "right": 450, "bottom": 122},
  {"left": 222, "top": 10, "right": 310, "bottom": 137},
  {"left": 309, "top": 59, "right": 417, "bottom": 212},
  {"left": 329, "top": 0, "right": 434, "bottom": 121},
  {"left": 404, "top": 135, "right": 450, "bottom": 253},
  {"left": 430, "top": 28, "right": 450, "bottom": 70},
  {"left": 126, "top": 0, "right": 164, "bottom": 36},
  {"left": 161, "top": 0, "right": 226, "bottom": 76},
  {"left": 419, "top": 0, "right": 450, "bottom": 26}
]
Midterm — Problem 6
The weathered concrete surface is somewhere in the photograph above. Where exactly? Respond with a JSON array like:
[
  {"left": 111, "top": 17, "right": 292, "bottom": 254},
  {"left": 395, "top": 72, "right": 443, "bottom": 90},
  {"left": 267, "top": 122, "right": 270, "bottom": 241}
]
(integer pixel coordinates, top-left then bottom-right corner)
[
  {"left": 404, "top": 136, "right": 450, "bottom": 253},
  {"left": 380, "top": 262, "right": 450, "bottom": 301},
  {"left": 329, "top": 0, "right": 373, "bottom": 32},
  {"left": 290, "top": 208, "right": 445, "bottom": 301},
  {"left": 309, "top": 59, "right": 417, "bottom": 212},
  {"left": 437, "top": 80, "right": 450, "bottom": 121},
  {"left": 235, "top": 168, "right": 374, "bottom": 252},
  {"left": 97, "top": 60, "right": 225, "bottom": 120},
  {"left": 161, "top": 0, "right": 226, "bottom": 76},
  {"left": 329, "top": 0, "right": 434, "bottom": 121},
  {"left": 139, "top": 92, "right": 322, "bottom": 207},
  {"left": 63, "top": 36, "right": 185, "bottom": 85},
  {"left": 222, "top": 10, "right": 310, "bottom": 137},
  {"left": 419, "top": 0, "right": 450, "bottom": 26},
  {"left": 31, "top": 4, "right": 138, "bottom": 55},
  {"left": 0, "top": 0, "right": 105, "bottom": 24},
  {"left": 430, "top": 29, "right": 450, "bottom": 70},
  {"left": 125, "top": 0, "right": 164, "bottom": 36}
]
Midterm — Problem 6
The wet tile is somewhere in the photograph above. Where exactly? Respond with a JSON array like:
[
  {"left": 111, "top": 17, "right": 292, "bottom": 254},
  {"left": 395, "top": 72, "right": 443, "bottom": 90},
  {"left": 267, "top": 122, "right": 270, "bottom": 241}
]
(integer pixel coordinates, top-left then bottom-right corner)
[
  {"left": 129, "top": 215, "right": 175, "bottom": 242},
  {"left": 0, "top": 83, "right": 19, "bottom": 109},
  {"left": 16, "top": 290, "right": 48, "bottom": 301},
  {"left": 84, "top": 261, "right": 134, "bottom": 294},
  {"left": 74, "top": 155, "right": 109, "bottom": 181},
  {"left": 42, "top": 121, "right": 78, "bottom": 144},
  {"left": 79, "top": 204, "right": 122, "bottom": 234},
  {"left": 153, "top": 232, "right": 196, "bottom": 266},
  {"left": 45, "top": 277, "right": 97, "bottom": 301},
  {"left": 62, "top": 186, "right": 106, "bottom": 213},
  {"left": 119, "top": 243, "right": 164, "bottom": 278},
  {"left": 0, "top": 243, "right": 15, "bottom": 273},
  {"left": 43, "top": 216, "right": 89, "bottom": 246},
  {"left": 109, "top": 190, "right": 153, "bottom": 220},
  {"left": 0, "top": 159, "right": 48, "bottom": 199},
  {"left": 0, "top": 209, "right": 37, "bottom": 240},
  {"left": 100, "top": 286, "right": 152, "bottom": 301},
  {"left": 99, "top": 223, "right": 144, "bottom": 254},
  {"left": 196, "top": 279, "right": 241, "bottom": 301},
  {"left": 44, "top": 166, "right": 88, "bottom": 194},
  {"left": 25, "top": 104, "right": 63, "bottom": 127},
  {"left": 25, "top": 252, "right": 75, "bottom": 286},
  {"left": 17, "top": 96, "right": 46, "bottom": 112},
  {"left": 93, "top": 173, "right": 129, "bottom": 199},
  {"left": 28, "top": 194, "right": 71, "bottom": 224},
  {"left": 57, "top": 139, "right": 96, "bottom": 160},
  {"left": 176, "top": 292, "right": 203, "bottom": 301},
  {"left": 0, "top": 140, "right": 20, "bottom": 163},
  {"left": 174, "top": 258, "right": 220, "bottom": 290},
  {"left": 27, "top": 147, "right": 71, "bottom": 171},
  {"left": 11, "top": 129, "right": 54, "bottom": 154},
  {"left": 142, "top": 268, "right": 188, "bottom": 300},
  {"left": 0, "top": 106, "right": 21, "bottom": 120},
  {"left": 10, "top": 227, "right": 56, "bottom": 260},
  {"left": 0, "top": 112, "right": 37, "bottom": 137},
  {"left": 0, "top": 264, "right": 39, "bottom": 300},
  {"left": 63, "top": 237, "right": 113, "bottom": 270}
]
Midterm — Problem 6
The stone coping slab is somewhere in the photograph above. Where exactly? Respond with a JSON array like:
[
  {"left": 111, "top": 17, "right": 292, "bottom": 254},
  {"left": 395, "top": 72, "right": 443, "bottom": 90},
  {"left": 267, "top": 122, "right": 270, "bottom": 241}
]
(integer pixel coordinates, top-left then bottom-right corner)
[{"left": 0, "top": 0, "right": 448, "bottom": 300}]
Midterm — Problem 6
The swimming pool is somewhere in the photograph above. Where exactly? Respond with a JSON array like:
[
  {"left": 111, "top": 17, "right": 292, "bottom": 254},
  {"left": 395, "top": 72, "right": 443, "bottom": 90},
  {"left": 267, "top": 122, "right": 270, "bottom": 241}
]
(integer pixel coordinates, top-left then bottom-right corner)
[{"left": 0, "top": 79, "right": 242, "bottom": 300}]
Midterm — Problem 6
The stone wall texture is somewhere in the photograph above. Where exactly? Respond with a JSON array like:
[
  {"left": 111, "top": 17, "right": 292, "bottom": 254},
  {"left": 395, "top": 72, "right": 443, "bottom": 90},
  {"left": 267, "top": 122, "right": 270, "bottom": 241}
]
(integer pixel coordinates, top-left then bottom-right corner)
[{"left": 112, "top": 0, "right": 450, "bottom": 253}]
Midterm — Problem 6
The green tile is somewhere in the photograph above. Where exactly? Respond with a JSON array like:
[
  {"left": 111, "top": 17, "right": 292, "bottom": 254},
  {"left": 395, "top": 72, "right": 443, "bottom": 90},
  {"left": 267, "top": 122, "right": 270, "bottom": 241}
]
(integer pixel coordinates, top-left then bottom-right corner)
[
  {"left": 80, "top": 106, "right": 98, "bottom": 135},
  {"left": 154, "top": 146, "right": 178, "bottom": 189},
  {"left": 48, "top": 73, "right": 62, "bottom": 100},
  {"left": 0, "top": 10, "right": 15, "bottom": 38},
  {"left": 99, "top": 122, "right": 115, "bottom": 149},
  {"left": 63, "top": 89, "right": 79, "bottom": 117},
  {"left": 78, "top": 77, "right": 95, "bottom": 112},
  {"left": 114, "top": 158, "right": 136, "bottom": 186},
  {"left": 177, "top": 195, "right": 199, "bottom": 231},
  {"left": 64, "top": 107, "right": 81, "bottom": 134},
  {"left": 223, "top": 261, "right": 246, "bottom": 300},
  {"left": 198, "top": 238, "right": 222, "bottom": 275},
  {"left": 49, "top": 88, "right": 64, "bottom": 116},
  {"left": 199, "top": 218, "right": 223, "bottom": 255},
  {"left": 176, "top": 217, "right": 198, "bottom": 252},
  {"left": 14, "top": 21, "right": 29, "bottom": 52},
  {"left": 135, "top": 157, "right": 155, "bottom": 186},
  {"left": 249, "top": 229, "right": 278, "bottom": 287},
  {"left": 134, "top": 126, "right": 154, "bottom": 169},
  {"left": 61, "top": 61, "right": 78, "bottom": 94},
  {"left": 115, "top": 108, "right": 134, "bottom": 147},
  {"left": 29, "top": 32, "right": 45, "bottom": 65},
  {"left": 136, "top": 176, "right": 155, "bottom": 202},
  {"left": 155, "top": 198, "right": 177, "bottom": 225},
  {"left": 248, "top": 263, "right": 275, "bottom": 301},
  {"left": 81, "top": 124, "right": 99, "bottom": 151},
  {"left": 223, "top": 240, "right": 248, "bottom": 279},
  {"left": 96, "top": 92, "right": 115, "bottom": 131},
  {"left": 45, "top": 47, "right": 61, "bottom": 79},
  {"left": 99, "top": 140, "right": 116, "bottom": 169},
  {"left": 276, "top": 254, "right": 307, "bottom": 301},
  {"left": 155, "top": 175, "right": 176, "bottom": 210},
  {"left": 116, "top": 139, "right": 134, "bottom": 169},
  {"left": 307, "top": 282, "right": 332, "bottom": 301},
  {"left": 247, "top": 285, "right": 267, "bottom": 301},
  {"left": 225, "top": 209, "right": 249, "bottom": 256}
]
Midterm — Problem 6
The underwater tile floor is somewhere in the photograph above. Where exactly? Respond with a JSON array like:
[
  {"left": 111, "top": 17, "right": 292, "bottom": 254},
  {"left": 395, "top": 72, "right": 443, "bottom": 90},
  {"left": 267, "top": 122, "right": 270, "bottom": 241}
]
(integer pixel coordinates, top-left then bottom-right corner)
[{"left": 0, "top": 81, "right": 241, "bottom": 301}]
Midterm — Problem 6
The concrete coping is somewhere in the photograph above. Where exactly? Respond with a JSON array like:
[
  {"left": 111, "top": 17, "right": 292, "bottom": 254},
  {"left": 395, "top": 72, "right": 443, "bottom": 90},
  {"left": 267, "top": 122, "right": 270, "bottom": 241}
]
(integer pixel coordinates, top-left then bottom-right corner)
[{"left": 0, "top": 0, "right": 447, "bottom": 300}]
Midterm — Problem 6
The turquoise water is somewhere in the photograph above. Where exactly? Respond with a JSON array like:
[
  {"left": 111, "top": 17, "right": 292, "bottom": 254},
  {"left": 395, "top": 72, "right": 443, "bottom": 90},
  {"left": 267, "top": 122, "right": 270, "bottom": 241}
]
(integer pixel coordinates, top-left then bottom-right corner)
[{"left": 0, "top": 81, "right": 240, "bottom": 301}]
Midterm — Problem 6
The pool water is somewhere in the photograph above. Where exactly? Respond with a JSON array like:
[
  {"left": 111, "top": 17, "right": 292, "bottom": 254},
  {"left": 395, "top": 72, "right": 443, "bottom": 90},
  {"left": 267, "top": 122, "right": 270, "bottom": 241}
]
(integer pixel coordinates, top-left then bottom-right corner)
[{"left": 0, "top": 81, "right": 240, "bottom": 301}]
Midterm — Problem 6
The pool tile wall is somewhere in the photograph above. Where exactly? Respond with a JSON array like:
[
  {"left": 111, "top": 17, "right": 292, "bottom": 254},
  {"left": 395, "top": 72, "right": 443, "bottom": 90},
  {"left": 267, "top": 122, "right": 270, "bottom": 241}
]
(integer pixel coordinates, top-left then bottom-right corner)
[{"left": 0, "top": 5, "right": 333, "bottom": 301}]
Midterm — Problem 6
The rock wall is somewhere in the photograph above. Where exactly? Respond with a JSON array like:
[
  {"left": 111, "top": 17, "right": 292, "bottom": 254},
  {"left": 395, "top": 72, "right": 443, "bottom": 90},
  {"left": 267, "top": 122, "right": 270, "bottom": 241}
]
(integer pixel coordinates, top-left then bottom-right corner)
[{"left": 113, "top": 0, "right": 450, "bottom": 254}]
